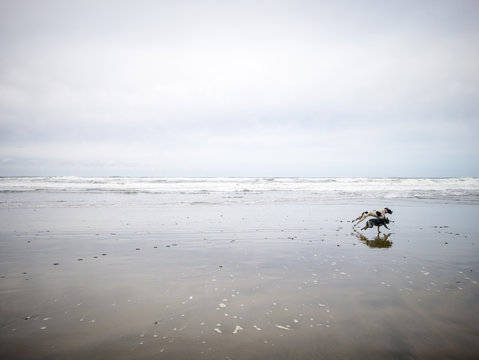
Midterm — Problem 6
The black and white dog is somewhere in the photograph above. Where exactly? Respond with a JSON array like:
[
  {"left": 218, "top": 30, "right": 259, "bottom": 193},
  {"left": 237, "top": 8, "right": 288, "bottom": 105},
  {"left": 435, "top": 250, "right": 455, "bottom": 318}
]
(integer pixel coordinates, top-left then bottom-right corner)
[
  {"left": 361, "top": 217, "right": 390, "bottom": 234},
  {"left": 352, "top": 208, "right": 392, "bottom": 227}
]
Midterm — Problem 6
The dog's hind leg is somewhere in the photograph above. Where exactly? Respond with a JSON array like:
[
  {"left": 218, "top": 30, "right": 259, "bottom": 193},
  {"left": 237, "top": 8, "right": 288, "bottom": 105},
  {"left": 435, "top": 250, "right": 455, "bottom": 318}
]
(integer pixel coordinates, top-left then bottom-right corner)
[
  {"left": 352, "top": 216, "right": 362, "bottom": 225},
  {"left": 353, "top": 212, "right": 367, "bottom": 224},
  {"left": 355, "top": 217, "right": 367, "bottom": 227}
]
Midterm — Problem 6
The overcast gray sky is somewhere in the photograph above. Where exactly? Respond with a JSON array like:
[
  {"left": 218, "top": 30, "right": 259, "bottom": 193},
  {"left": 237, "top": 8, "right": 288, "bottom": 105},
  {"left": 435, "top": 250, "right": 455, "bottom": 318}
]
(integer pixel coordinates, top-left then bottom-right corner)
[{"left": 1, "top": 0, "right": 478, "bottom": 177}]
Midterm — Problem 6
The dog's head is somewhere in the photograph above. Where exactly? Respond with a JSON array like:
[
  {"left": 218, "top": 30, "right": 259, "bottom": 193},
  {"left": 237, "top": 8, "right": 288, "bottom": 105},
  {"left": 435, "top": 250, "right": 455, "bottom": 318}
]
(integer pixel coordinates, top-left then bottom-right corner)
[
  {"left": 385, "top": 208, "right": 393, "bottom": 214},
  {"left": 384, "top": 217, "right": 390, "bottom": 224}
]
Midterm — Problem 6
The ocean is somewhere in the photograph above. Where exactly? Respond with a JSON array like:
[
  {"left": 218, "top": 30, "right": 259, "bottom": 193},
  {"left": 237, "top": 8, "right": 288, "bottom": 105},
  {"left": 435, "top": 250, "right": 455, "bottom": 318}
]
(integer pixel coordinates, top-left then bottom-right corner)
[{"left": 1, "top": 177, "right": 478, "bottom": 207}]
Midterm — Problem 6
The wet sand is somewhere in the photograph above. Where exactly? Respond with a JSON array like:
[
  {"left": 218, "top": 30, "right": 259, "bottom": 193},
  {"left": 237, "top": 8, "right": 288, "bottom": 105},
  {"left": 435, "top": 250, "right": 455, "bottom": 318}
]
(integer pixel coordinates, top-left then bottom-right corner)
[{"left": 1, "top": 201, "right": 479, "bottom": 359}]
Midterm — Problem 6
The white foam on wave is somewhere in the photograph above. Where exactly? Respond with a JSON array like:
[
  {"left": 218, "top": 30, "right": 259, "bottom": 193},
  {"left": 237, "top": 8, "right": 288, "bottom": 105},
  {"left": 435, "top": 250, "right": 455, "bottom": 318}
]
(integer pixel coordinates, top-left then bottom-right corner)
[{"left": 1, "top": 177, "right": 478, "bottom": 206}]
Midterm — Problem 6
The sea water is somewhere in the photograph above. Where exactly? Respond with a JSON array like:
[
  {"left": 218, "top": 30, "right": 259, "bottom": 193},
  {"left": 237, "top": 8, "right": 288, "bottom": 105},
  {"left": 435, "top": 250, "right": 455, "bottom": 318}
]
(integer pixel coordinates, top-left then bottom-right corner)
[{"left": 1, "top": 177, "right": 478, "bottom": 208}]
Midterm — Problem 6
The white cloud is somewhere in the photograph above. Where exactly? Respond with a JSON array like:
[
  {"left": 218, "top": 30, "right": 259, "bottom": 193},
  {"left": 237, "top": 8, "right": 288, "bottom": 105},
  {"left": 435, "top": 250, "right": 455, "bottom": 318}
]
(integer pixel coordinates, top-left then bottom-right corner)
[{"left": 1, "top": 0, "right": 478, "bottom": 176}]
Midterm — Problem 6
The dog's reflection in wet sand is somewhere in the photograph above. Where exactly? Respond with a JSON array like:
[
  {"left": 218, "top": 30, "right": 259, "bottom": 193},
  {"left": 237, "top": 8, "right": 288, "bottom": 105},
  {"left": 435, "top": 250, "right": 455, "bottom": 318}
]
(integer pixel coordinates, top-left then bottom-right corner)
[{"left": 354, "top": 231, "right": 393, "bottom": 248}]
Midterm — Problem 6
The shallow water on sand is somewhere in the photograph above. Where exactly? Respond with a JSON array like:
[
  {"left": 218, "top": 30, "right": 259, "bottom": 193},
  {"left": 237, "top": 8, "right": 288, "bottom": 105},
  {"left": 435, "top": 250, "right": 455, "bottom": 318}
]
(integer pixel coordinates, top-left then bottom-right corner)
[{"left": 1, "top": 200, "right": 478, "bottom": 359}]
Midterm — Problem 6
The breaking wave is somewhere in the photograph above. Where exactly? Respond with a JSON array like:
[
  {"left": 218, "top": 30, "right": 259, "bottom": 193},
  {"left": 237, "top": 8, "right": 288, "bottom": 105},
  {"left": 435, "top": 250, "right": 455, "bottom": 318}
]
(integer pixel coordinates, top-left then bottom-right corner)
[{"left": 1, "top": 177, "right": 478, "bottom": 206}]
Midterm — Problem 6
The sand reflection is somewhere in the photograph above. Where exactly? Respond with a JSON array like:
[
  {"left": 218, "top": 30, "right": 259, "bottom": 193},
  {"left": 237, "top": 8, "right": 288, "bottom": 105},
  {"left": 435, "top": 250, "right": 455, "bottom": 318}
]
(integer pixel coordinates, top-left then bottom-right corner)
[
  {"left": 354, "top": 231, "right": 393, "bottom": 248},
  {"left": 2, "top": 202, "right": 479, "bottom": 359}
]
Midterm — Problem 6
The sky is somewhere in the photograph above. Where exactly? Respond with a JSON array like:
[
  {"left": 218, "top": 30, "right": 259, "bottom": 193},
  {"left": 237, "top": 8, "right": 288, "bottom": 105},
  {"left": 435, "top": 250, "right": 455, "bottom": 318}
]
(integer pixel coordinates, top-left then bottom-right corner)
[{"left": 0, "top": 0, "right": 478, "bottom": 177}]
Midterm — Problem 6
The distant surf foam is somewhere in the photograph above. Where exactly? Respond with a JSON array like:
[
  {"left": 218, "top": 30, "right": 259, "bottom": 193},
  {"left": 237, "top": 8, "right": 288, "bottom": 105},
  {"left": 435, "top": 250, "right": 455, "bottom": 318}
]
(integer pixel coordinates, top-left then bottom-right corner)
[{"left": 0, "top": 177, "right": 478, "bottom": 206}]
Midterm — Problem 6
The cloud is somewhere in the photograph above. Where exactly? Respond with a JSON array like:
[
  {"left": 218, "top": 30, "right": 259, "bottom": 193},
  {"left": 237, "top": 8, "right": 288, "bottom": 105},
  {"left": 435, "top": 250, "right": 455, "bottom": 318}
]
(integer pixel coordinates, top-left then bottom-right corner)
[{"left": 1, "top": 0, "right": 478, "bottom": 176}]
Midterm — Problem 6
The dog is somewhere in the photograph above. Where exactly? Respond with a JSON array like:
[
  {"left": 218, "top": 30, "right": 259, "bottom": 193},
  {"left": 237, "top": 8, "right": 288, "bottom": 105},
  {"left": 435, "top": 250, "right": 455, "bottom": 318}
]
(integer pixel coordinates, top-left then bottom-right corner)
[
  {"left": 361, "top": 217, "right": 390, "bottom": 234},
  {"left": 352, "top": 208, "right": 392, "bottom": 226}
]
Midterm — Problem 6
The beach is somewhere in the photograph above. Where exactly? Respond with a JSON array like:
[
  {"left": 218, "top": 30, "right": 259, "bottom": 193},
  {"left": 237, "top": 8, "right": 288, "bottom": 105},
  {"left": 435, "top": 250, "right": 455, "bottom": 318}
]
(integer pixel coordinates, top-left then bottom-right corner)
[{"left": 1, "top": 178, "right": 479, "bottom": 359}]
